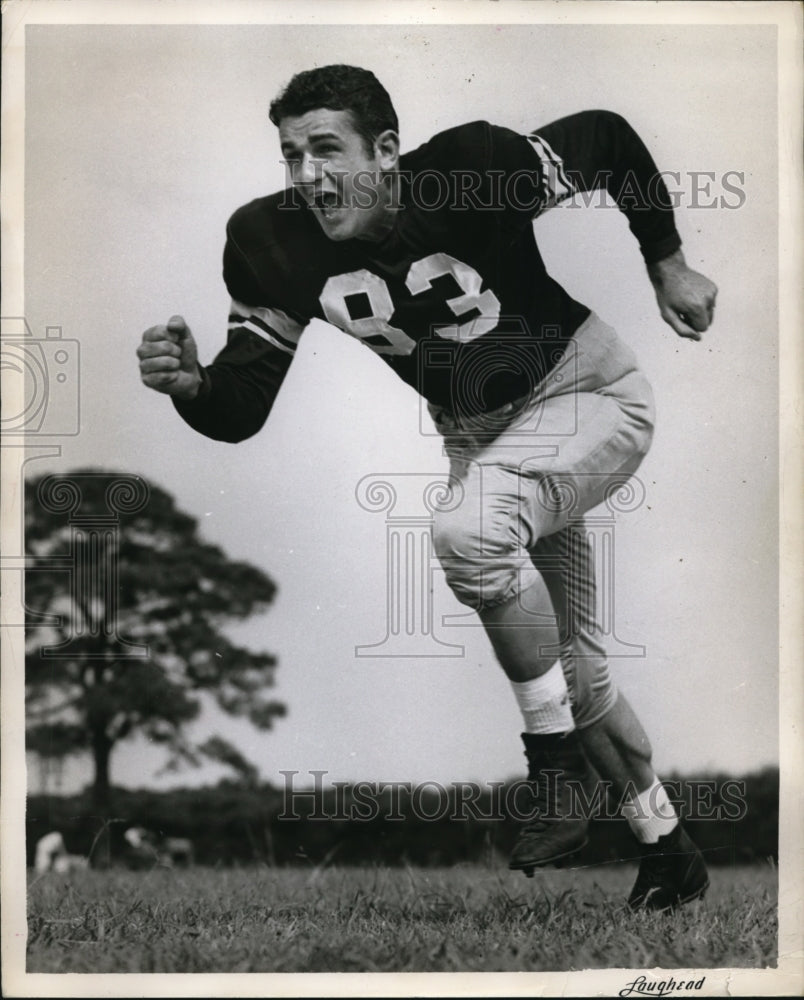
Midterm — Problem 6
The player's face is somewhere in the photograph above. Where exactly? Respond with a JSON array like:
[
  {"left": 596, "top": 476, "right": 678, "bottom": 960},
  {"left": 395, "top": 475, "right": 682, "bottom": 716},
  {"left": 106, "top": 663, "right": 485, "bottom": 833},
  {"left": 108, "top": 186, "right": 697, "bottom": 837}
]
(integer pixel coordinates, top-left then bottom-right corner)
[{"left": 279, "top": 108, "right": 400, "bottom": 242}]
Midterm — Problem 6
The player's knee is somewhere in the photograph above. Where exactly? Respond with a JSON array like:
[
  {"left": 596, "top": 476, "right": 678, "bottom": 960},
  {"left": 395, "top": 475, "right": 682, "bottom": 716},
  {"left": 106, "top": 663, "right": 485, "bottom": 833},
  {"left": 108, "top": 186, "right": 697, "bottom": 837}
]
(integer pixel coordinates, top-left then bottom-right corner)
[
  {"left": 432, "top": 504, "right": 482, "bottom": 564},
  {"left": 432, "top": 500, "right": 531, "bottom": 608}
]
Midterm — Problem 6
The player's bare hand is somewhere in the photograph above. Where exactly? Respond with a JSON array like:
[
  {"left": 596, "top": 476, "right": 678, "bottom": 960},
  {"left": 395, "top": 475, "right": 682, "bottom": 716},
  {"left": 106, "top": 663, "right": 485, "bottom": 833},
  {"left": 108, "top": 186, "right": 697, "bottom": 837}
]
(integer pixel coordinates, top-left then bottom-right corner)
[
  {"left": 648, "top": 250, "right": 718, "bottom": 341},
  {"left": 137, "top": 315, "right": 202, "bottom": 399}
]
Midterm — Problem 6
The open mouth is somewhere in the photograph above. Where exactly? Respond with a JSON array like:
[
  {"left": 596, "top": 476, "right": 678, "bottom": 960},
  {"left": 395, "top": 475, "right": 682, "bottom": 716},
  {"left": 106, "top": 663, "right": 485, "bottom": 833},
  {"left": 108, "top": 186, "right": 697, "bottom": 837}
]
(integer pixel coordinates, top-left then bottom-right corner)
[{"left": 311, "top": 191, "right": 342, "bottom": 219}]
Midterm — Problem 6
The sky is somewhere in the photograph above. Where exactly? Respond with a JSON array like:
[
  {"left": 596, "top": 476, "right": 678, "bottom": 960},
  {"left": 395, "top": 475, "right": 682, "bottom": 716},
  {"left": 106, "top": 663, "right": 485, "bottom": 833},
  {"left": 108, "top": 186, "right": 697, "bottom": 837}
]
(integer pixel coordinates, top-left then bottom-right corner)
[{"left": 6, "top": 11, "right": 786, "bottom": 797}]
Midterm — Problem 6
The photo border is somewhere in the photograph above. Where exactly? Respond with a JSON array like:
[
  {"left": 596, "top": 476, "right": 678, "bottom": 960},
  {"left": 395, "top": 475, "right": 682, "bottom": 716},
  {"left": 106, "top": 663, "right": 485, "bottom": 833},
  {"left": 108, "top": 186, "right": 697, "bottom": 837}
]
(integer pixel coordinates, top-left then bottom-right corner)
[{"left": 2, "top": 1, "right": 802, "bottom": 996}]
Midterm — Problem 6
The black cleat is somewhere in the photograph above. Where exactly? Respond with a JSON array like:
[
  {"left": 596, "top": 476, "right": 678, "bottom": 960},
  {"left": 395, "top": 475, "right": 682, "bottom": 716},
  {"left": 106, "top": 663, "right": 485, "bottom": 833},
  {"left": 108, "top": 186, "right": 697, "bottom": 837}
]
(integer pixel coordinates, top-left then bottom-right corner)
[
  {"left": 508, "top": 731, "right": 593, "bottom": 874},
  {"left": 627, "top": 823, "right": 709, "bottom": 912}
]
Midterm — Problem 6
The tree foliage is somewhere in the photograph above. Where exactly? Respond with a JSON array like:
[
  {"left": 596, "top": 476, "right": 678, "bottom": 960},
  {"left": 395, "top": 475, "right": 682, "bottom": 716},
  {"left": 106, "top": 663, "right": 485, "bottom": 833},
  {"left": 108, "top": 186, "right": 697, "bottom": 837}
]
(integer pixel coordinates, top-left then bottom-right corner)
[{"left": 25, "top": 469, "right": 285, "bottom": 809}]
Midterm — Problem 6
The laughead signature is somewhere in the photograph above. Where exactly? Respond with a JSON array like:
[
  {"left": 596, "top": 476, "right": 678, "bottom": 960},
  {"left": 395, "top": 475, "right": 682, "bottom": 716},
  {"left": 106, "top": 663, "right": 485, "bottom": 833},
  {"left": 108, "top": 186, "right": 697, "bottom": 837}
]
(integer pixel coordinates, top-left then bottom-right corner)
[{"left": 619, "top": 975, "right": 706, "bottom": 998}]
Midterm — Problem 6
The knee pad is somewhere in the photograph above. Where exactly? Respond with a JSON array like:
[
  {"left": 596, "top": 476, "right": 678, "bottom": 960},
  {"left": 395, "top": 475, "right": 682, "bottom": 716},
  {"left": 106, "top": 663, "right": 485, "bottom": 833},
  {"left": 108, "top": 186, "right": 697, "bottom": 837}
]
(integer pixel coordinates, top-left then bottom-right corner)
[{"left": 431, "top": 483, "right": 540, "bottom": 609}]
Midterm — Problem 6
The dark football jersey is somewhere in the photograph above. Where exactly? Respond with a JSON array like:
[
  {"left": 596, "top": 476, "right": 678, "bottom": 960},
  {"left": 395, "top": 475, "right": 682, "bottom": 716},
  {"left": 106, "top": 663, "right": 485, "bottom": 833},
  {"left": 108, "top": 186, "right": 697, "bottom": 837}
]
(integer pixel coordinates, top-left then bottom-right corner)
[{"left": 174, "top": 111, "right": 681, "bottom": 442}]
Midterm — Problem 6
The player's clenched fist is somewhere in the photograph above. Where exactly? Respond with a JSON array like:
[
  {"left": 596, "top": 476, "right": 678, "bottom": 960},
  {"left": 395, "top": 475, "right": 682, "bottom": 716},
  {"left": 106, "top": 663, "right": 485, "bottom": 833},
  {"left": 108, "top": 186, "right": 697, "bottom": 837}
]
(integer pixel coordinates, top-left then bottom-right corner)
[
  {"left": 137, "top": 315, "right": 202, "bottom": 400},
  {"left": 648, "top": 250, "right": 718, "bottom": 342}
]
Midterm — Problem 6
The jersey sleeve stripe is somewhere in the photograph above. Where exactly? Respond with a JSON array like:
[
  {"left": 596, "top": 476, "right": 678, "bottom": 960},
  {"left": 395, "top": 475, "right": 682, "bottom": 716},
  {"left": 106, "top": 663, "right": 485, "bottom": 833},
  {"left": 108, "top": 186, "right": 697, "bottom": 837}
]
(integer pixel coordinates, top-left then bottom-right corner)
[
  {"left": 526, "top": 133, "right": 575, "bottom": 205},
  {"left": 228, "top": 299, "right": 304, "bottom": 355}
]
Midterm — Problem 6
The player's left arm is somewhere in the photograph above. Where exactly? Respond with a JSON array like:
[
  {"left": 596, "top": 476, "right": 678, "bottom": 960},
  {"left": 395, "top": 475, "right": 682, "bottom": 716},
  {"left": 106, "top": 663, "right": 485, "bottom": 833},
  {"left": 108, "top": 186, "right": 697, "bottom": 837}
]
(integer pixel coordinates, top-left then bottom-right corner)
[{"left": 514, "top": 110, "right": 718, "bottom": 339}]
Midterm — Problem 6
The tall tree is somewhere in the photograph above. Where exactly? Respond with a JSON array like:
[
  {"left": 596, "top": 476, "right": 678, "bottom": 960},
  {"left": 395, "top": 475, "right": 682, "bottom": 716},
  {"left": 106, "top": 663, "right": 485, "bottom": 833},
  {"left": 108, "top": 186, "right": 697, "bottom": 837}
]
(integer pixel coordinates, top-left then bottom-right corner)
[{"left": 24, "top": 469, "right": 284, "bottom": 813}]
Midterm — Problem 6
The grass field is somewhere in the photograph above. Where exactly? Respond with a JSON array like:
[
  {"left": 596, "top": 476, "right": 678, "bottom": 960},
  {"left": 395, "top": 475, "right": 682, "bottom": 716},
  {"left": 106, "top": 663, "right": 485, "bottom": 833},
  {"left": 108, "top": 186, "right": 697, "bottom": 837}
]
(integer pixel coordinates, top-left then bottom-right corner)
[{"left": 26, "top": 862, "right": 777, "bottom": 973}]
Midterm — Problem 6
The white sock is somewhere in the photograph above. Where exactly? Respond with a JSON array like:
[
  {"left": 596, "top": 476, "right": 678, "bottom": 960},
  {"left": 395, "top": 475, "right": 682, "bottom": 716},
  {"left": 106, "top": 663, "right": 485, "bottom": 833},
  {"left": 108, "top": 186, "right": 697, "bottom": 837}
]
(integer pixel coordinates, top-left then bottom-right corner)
[
  {"left": 510, "top": 661, "right": 575, "bottom": 734},
  {"left": 622, "top": 777, "right": 679, "bottom": 844}
]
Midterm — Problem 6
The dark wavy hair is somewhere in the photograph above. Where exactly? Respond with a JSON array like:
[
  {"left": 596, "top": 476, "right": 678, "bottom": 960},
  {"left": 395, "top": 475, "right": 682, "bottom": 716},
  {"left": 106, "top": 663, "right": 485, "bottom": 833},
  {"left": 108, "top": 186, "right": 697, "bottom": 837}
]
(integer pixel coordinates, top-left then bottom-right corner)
[{"left": 269, "top": 65, "right": 399, "bottom": 153}]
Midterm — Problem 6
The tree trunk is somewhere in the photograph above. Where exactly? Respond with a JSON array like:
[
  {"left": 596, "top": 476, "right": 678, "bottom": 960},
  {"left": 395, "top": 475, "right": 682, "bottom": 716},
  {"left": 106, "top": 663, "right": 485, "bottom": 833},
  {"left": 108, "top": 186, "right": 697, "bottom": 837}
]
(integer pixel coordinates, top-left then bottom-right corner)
[
  {"left": 90, "top": 728, "right": 114, "bottom": 867},
  {"left": 91, "top": 729, "right": 113, "bottom": 810}
]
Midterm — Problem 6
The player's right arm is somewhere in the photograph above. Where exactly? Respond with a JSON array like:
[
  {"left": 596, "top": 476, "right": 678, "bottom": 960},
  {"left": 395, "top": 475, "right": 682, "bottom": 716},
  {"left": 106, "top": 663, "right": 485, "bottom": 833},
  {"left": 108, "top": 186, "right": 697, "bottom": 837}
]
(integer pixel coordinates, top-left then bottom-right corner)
[
  {"left": 137, "top": 204, "right": 305, "bottom": 443},
  {"left": 137, "top": 313, "right": 295, "bottom": 443}
]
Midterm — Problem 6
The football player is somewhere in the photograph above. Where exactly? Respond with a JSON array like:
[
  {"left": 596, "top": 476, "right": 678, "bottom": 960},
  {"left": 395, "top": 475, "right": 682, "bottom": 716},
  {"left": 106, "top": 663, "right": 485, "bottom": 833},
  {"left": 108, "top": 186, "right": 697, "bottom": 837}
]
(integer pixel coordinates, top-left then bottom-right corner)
[{"left": 137, "top": 65, "right": 717, "bottom": 910}]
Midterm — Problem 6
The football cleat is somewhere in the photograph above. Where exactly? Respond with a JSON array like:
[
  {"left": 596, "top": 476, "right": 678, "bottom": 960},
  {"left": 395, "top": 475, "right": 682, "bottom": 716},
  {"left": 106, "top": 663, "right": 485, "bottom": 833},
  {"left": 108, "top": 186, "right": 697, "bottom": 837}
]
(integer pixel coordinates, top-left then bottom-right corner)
[
  {"left": 508, "top": 731, "right": 594, "bottom": 875},
  {"left": 627, "top": 823, "right": 709, "bottom": 912}
]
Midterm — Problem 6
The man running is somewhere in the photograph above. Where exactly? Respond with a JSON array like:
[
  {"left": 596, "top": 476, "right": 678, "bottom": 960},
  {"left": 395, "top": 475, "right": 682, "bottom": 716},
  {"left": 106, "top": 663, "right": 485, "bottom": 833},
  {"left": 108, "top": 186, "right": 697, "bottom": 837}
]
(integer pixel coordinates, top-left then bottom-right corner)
[{"left": 137, "top": 64, "right": 717, "bottom": 910}]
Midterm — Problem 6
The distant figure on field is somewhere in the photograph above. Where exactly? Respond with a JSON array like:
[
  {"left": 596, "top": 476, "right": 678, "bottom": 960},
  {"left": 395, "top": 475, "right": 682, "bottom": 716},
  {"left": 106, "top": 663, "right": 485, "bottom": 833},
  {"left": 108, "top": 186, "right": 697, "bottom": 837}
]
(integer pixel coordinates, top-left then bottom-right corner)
[
  {"left": 34, "top": 831, "right": 88, "bottom": 873},
  {"left": 124, "top": 826, "right": 195, "bottom": 868}
]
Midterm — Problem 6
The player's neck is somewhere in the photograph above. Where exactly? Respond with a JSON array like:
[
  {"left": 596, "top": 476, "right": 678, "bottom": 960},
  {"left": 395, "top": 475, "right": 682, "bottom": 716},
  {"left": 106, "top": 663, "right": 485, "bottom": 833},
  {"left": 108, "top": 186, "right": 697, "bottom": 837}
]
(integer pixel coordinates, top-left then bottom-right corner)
[
  {"left": 358, "top": 207, "right": 399, "bottom": 243},
  {"left": 355, "top": 173, "right": 402, "bottom": 244},
  {"left": 356, "top": 192, "right": 399, "bottom": 242}
]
